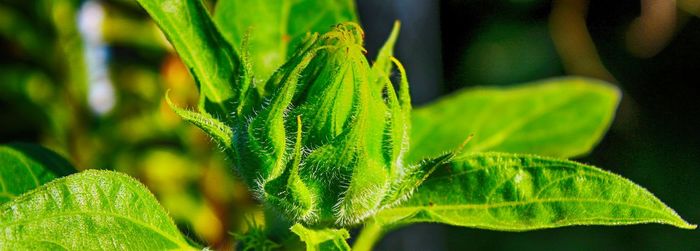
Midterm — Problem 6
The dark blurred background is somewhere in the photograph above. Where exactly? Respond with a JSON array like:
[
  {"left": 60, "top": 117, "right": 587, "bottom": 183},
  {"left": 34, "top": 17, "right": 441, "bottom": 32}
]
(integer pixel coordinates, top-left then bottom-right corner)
[
  {"left": 1, "top": 0, "right": 698, "bottom": 250},
  {"left": 357, "top": 0, "right": 700, "bottom": 250}
]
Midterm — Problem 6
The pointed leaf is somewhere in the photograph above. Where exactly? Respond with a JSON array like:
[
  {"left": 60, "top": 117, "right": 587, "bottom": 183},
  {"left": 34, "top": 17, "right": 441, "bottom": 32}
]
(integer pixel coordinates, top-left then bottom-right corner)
[
  {"left": 371, "top": 21, "right": 400, "bottom": 86},
  {"left": 0, "top": 170, "right": 197, "bottom": 250},
  {"left": 290, "top": 223, "right": 350, "bottom": 251},
  {"left": 136, "top": 0, "right": 244, "bottom": 121},
  {"left": 0, "top": 143, "right": 75, "bottom": 204},
  {"left": 375, "top": 153, "right": 695, "bottom": 231},
  {"left": 408, "top": 77, "right": 620, "bottom": 162},
  {"left": 380, "top": 151, "right": 454, "bottom": 208},
  {"left": 214, "top": 0, "right": 357, "bottom": 84},
  {"left": 166, "top": 93, "right": 233, "bottom": 148},
  {"left": 373, "top": 152, "right": 696, "bottom": 230}
]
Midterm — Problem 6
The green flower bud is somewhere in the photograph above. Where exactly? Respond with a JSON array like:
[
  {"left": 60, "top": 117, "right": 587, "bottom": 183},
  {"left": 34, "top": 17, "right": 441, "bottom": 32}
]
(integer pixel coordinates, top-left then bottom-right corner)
[{"left": 235, "top": 22, "right": 412, "bottom": 226}]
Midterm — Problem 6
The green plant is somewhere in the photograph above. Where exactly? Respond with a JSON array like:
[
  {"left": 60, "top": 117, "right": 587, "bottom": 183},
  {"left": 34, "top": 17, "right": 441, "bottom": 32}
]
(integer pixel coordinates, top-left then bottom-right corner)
[{"left": 0, "top": 0, "right": 695, "bottom": 250}]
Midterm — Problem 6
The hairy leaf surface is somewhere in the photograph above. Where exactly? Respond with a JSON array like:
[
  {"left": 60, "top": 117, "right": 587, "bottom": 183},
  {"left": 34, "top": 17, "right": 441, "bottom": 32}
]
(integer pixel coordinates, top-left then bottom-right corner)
[
  {"left": 165, "top": 93, "right": 233, "bottom": 148},
  {"left": 136, "top": 0, "right": 244, "bottom": 122},
  {"left": 214, "top": 0, "right": 357, "bottom": 84},
  {"left": 0, "top": 143, "right": 74, "bottom": 204},
  {"left": 290, "top": 223, "right": 351, "bottom": 251},
  {"left": 373, "top": 152, "right": 695, "bottom": 230},
  {"left": 409, "top": 77, "right": 620, "bottom": 162},
  {"left": 370, "top": 21, "right": 400, "bottom": 86},
  {"left": 0, "top": 170, "right": 196, "bottom": 250}
]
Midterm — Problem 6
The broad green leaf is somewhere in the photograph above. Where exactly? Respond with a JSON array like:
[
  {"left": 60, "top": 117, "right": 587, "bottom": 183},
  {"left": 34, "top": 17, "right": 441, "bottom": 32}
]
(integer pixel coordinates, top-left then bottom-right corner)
[
  {"left": 290, "top": 223, "right": 350, "bottom": 251},
  {"left": 373, "top": 152, "right": 696, "bottom": 231},
  {"left": 0, "top": 170, "right": 197, "bottom": 250},
  {"left": 0, "top": 143, "right": 75, "bottom": 204},
  {"left": 136, "top": 0, "right": 245, "bottom": 121},
  {"left": 213, "top": 0, "right": 357, "bottom": 84},
  {"left": 408, "top": 77, "right": 620, "bottom": 162}
]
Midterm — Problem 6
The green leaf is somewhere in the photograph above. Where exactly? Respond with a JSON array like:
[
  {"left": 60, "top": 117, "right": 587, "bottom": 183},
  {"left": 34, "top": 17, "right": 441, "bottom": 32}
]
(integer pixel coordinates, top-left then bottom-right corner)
[
  {"left": 290, "top": 223, "right": 350, "bottom": 251},
  {"left": 213, "top": 0, "right": 357, "bottom": 84},
  {"left": 0, "top": 170, "right": 197, "bottom": 250},
  {"left": 165, "top": 93, "right": 233, "bottom": 148},
  {"left": 380, "top": 151, "right": 455, "bottom": 208},
  {"left": 373, "top": 152, "right": 696, "bottom": 231},
  {"left": 0, "top": 143, "right": 75, "bottom": 204},
  {"left": 136, "top": 0, "right": 245, "bottom": 122},
  {"left": 408, "top": 77, "right": 620, "bottom": 162},
  {"left": 370, "top": 21, "right": 400, "bottom": 86}
]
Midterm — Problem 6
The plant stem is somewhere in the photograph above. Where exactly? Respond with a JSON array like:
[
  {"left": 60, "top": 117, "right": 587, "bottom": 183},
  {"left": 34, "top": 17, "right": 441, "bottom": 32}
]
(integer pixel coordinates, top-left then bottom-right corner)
[{"left": 352, "top": 221, "right": 385, "bottom": 251}]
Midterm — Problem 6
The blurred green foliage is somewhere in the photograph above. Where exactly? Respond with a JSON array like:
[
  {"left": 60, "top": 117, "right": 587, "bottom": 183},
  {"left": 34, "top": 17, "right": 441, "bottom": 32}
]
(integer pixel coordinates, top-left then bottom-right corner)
[{"left": 0, "top": 0, "right": 251, "bottom": 248}]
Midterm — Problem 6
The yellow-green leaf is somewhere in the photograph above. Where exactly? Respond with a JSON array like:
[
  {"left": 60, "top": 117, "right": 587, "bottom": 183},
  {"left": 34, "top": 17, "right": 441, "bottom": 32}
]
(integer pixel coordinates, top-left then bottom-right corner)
[
  {"left": 0, "top": 170, "right": 197, "bottom": 250},
  {"left": 165, "top": 93, "right": 233, "bottom": 148},
  {"left": 290, "top": 223, "right": 350, "bottom": 251},
  {"left": 374, "top": 152, "right": 696, "bottom": 230},
  {"left": 408, "top": 77, "right": 620, "bottom": 162}
]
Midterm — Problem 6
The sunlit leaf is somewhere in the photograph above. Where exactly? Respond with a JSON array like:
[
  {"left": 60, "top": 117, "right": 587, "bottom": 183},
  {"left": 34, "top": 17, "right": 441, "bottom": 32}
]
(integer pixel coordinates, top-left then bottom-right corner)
[
  {"left": 165, "top": 93, "right": 233, "bottom": 148},
  {"left": 408, "top": 77, "right": 620, "bottom": 162},
  {"left": 290, "top": 223, "right": 351, "bottom": 251},
  {"left": 373, "top": 152, "right": 696, "bottom": 230},
  {"left": 0, "top": 170, "right": 197, "bottom": 250},
  {"left": 0, "top": 143, "right": 74, "bottom": 204},
  {"left": 370, "top": 21, "right": 400, "bottom": 86},
  {"left": 136, "top": 0, "right": 245, "bottom": 122}
]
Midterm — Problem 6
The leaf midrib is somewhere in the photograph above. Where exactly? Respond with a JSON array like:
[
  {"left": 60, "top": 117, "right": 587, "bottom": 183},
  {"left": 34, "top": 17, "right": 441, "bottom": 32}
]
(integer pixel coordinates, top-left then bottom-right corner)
[{"left": 386, "top": 197, "right": 676, "bottom": 219}]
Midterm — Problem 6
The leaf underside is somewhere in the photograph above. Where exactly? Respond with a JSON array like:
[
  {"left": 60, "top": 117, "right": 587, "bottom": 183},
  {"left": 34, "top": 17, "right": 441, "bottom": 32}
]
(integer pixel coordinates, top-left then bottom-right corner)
[
  {"left": 0, "top": 170, "right": 195, "bottom": 250},
  {"left": 408, "top": 77, "right": 620, "bottom": 163},
  {"left": 0, "top": 143, "right": 75, "bottom": 204},
  {"left": 136, "top": 0, "right": 242, "bottom": 122},
  {"left": 290, "top": 223, "right": 351, "bottom": 251},
  {"left": 373, "top": 152, "right": 696, "bottom": 231}
]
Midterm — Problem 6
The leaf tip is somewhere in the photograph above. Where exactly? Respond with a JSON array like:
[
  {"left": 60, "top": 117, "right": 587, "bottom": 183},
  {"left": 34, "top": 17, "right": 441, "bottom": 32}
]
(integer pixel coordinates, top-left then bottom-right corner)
[
  {"left": 569, "top": 76, "right": 622, "bottom": 103},
  {"left": 164, "top": 89, "right": 177, "bottom": 109},
  {"left": 675, "top": 220, "right": 697, "bottom": 230},
  {"left": 392, "top": 20, "right": 401, "bottom": 31}
]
